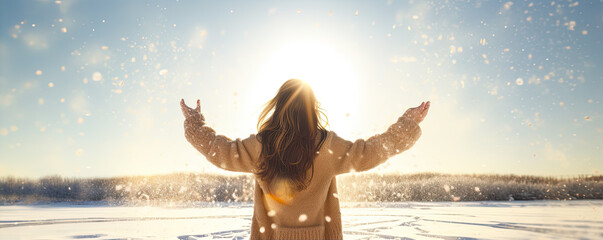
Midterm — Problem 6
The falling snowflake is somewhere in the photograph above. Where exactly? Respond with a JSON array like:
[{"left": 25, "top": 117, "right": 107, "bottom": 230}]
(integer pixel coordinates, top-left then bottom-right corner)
[
  {"left": 92, "top": 72, "right": 103, "bottom": 81},
  {"left": 515, "top": 78, "right": 524, "bottom": 86},
  {"left": 267, "top": 210, "right": 276, "bottom": 216}
]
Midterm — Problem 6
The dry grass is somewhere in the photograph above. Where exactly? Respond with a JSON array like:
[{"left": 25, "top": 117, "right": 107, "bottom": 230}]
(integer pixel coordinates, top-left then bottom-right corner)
[{"left": 1, "top": 172, "right": 600, "bottom": 204}]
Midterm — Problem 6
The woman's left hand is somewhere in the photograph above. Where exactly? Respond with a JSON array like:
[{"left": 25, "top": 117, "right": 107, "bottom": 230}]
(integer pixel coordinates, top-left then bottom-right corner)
[{"left": 180, "top": 99, "right": 205, "bottom": 122}]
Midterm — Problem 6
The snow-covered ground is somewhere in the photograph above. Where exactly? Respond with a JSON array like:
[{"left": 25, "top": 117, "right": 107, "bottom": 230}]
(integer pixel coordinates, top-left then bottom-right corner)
[{"left": 1, "top": 200, "right": 601, "bottom": 239}]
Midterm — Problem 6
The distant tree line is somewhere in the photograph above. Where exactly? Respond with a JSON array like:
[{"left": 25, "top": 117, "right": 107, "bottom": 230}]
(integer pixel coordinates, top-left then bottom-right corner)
[
  {"left": 337, "top": 173, "right": 602, "bottom": 202},
  {"left": 0, "top": 173, "right": 254, "bottom": 205},
  {"left": 0, "top": 172, "right": 600, "bottom": 204}
]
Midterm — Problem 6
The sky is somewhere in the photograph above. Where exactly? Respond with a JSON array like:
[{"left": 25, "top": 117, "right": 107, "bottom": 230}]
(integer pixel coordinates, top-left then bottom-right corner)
[{"left": 0, "top": 0, "right": 601, "bottom": 178}]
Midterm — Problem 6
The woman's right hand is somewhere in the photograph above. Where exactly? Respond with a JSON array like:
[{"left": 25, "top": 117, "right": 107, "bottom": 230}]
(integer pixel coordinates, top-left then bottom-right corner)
[
  {"left": 180, "top": 99, "right": 206, "bottom": 124},
  {"left": 401, "top": 101, "right": 430, "bottom": 124}
]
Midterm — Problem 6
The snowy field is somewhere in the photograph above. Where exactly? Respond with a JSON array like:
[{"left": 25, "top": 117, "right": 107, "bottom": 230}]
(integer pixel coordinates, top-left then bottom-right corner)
[{"left": 1, "top": 200, "right": 601, "bottom": 240}]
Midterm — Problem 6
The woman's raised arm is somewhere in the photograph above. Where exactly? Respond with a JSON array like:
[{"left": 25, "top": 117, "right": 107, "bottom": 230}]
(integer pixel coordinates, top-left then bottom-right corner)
[
  {"left": 329, "top": 101, "right": 429, "bottom": 174},
  {"left": 181, "top": 99, "right": 261, "bottom": 173}
]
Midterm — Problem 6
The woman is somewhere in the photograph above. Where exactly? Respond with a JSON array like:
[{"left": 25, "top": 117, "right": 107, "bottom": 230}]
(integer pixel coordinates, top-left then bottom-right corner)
[{"left": 180, "top": 79, "right": 429, "bottom": 239}]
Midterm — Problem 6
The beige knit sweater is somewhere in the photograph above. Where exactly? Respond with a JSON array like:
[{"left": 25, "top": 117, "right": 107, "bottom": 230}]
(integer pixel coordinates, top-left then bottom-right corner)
[{"left": 184, "top": 114, "right": 422, "bottom": 240}]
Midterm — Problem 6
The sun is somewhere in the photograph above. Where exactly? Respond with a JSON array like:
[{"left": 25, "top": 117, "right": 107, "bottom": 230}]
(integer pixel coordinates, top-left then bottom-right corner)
[{"left": 253, "top": 41, "right": 360, "bottom": 132}]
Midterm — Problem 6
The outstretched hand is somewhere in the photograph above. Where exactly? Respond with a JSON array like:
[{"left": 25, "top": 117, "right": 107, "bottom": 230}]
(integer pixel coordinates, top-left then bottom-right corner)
[
  {"left": 402, "top": 101, "right": 430, "bottom": 124},
  {"left": 180, "top": 99, "right": 205, "bottom": 122}
]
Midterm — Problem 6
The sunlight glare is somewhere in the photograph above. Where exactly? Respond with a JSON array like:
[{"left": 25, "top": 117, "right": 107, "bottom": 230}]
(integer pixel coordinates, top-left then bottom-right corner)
[{"left": 254, "top": 41, "right": 359, "bottom": 132}]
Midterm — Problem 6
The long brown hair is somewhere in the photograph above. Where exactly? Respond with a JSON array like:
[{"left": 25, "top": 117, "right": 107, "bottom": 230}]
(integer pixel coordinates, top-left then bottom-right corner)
[{"left": 256, "top": 79, "right": 328, "bottom": 191}]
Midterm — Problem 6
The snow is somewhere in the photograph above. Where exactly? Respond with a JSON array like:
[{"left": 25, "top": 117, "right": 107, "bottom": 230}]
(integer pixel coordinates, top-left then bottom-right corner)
[
  {"left": 0, "top": 200, "right": 601, "bottom": 239},
  {"left": 92, "top": 72, "right": 103, "bottom": 81}
]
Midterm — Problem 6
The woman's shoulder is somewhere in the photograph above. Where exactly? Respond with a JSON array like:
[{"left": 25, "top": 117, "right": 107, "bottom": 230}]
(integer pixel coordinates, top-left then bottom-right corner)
[{"left": 316, "top": 129, "right": 333, "bottom": 147}]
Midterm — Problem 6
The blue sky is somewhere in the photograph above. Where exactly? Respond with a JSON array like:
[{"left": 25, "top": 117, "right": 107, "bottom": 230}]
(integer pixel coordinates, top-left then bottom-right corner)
[{"left": 0, "top": 0, "right": 601, "bottom": 178}]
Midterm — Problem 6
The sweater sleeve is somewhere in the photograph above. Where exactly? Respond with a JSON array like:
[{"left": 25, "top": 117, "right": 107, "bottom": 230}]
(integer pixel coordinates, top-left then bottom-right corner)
[
  {"left": 184, "top": 115, "right": 261, "bottom": 173},
  {"left": 328, "top": 117, "right": 422, "bottom": 175}
]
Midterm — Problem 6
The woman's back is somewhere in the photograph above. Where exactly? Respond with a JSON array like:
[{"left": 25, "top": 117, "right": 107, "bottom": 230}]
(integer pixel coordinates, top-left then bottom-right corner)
[{"left": 257, "top": 130, "right": 334, "bottom": 228}]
